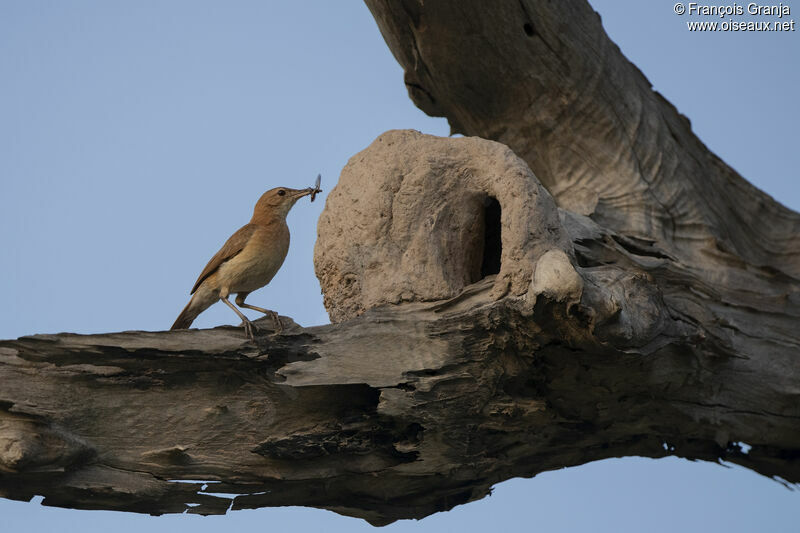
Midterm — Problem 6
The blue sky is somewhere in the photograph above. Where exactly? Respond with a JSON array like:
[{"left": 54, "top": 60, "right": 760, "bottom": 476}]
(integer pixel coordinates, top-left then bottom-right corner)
[{"left": 1, "top": 1, "right": 797, "bottom": 531}]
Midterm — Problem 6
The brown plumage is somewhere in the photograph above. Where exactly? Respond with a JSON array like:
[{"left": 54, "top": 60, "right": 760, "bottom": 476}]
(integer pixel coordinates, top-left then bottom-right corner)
[{"left": 171, "top": 186, "right": 315, "bottom": 339}]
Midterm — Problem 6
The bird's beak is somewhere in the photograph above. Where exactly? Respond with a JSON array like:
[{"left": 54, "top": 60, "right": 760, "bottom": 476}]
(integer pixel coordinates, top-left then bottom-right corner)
[{"left": 291, "top": 188, "right": 313, "bottom": 199}]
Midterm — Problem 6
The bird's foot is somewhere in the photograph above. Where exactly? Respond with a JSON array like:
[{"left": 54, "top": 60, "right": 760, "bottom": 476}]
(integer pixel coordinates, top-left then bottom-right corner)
[
  {"left": 267, "top": 310, "right": 283, "bottom": 333},
  {"left": 242, "top": 319, "right": 256, "bottom": 341}
]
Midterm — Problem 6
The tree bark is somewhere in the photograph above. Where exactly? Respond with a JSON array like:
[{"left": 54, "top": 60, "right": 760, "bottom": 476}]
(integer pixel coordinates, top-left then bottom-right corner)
[{"left": 1, "top": 0, "right": 799, "bottom": 526}]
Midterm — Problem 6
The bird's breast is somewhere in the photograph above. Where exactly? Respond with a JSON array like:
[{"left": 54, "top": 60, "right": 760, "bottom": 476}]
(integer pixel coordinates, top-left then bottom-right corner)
[{"left": 217, "top": 224, "right": 290, "bottom": 293}]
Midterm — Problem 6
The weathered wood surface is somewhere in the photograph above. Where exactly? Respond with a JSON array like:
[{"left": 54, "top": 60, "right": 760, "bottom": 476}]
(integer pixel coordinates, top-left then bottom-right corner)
[
  {"left": 2, "top": 198, "right": 798, "bottom": 523},
  {"left": 365, "top": 0, "right": 800, "bottom": 278},
  {"left": 2, "top": 0, "right": 799, "bottom": 526}
]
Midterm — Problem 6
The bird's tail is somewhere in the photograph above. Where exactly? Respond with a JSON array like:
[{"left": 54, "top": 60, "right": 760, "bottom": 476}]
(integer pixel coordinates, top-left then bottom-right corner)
[{"left": 171, "top": 289, "right": 215, "bottom": 330}]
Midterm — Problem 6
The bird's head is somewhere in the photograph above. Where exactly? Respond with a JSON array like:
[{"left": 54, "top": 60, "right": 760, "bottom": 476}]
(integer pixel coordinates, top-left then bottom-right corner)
[{"left": 252, "top": 187, "right": 313, "bottom": 222}]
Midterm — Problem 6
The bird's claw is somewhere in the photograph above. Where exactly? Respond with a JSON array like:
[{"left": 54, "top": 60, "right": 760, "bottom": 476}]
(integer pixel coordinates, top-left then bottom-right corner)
[
  {"left": 268, "top": 310, "right": 283, "bottom": 333},
  {"left": 242, "top": 319, "right": 256, "bottom": 341}
]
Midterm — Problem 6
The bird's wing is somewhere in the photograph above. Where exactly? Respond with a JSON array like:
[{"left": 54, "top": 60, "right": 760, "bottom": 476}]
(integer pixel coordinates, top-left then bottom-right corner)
[{"left": 190, "top": 224, "right": 258, "bottom": 294}]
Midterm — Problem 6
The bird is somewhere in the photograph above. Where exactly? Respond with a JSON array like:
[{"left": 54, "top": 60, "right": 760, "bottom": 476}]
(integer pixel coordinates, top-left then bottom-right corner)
[{"left": 171, "top": 183, "right": 319, "bottom": 339}]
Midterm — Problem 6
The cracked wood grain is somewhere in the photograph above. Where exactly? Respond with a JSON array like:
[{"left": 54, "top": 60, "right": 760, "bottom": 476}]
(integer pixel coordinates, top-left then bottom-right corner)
[{"left": 2, "top": 207, "right": 799, "bottom": 524}]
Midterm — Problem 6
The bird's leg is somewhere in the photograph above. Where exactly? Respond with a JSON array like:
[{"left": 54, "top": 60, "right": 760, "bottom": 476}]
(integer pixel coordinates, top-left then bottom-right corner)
[
  {"left": 221, "top": 295, "right": 255, "bottom": 340},
  {"left": 235, "top": 293, "right": 283, "bottom": 333}
]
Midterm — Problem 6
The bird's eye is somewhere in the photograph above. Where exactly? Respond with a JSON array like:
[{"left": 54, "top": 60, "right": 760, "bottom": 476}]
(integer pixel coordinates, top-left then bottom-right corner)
[{"left": 277, "top": 189, "right": 286, "bottom": 196}]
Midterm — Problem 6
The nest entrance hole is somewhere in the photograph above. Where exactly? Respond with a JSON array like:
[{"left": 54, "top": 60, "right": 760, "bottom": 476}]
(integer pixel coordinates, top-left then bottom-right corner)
[{"left": 479, "top": 196, "right": 502, "bottom": 279}]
